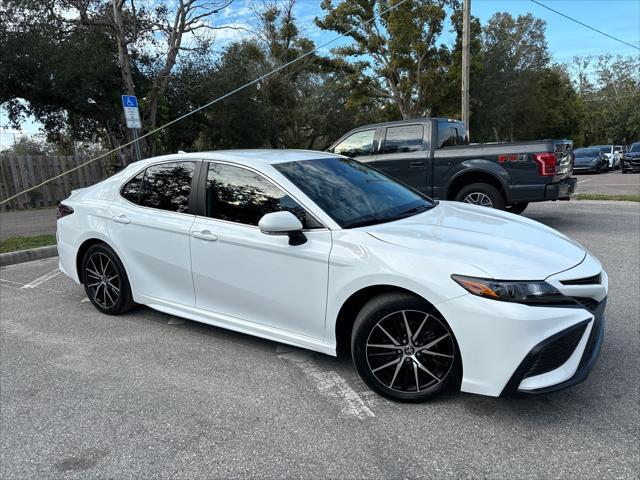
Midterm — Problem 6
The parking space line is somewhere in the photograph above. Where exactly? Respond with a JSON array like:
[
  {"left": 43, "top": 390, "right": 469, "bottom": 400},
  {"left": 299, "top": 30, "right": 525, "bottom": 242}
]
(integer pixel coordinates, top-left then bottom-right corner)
[
  {"left": 577, "top": 179, "right": 592, "bottom": 184},
  {"left": 21, "top": 269, "right": 61, "bottom": 289}
]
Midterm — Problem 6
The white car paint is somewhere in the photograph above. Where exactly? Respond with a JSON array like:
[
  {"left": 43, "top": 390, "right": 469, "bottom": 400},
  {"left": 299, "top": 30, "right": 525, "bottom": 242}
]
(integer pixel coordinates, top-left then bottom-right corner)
[{"left": 57, "top": 150, "right": 607, "bottom": 397}]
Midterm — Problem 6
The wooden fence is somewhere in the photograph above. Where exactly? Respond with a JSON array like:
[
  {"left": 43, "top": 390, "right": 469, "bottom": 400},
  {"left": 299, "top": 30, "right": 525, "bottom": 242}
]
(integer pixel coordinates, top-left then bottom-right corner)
[{"left": 0, "top": 155, "right": 107, "bottom": 211}]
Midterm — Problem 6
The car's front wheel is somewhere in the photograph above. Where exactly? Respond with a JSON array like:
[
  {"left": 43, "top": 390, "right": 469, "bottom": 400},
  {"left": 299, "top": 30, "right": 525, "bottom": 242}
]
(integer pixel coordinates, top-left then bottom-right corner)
[
  {"left": 82, "top": 243, "right": 135, "bottom": 315},
  {"left": 351, "top": 293, "right": 460, "bottom": 402}
]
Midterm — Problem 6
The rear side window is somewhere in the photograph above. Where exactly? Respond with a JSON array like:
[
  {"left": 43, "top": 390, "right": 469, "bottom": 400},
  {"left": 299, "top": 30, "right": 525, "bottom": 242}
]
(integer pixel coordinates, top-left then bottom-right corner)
[
  {"left": 437, "top": 121, "right": 468, "bottom": 148},
  {"left": 333, "top": 130, "right": 375, "bottom": 157},
  {"left": 382, "top": 125, "right": 423, "bottom": 154},
  {"left": 137, "top": 162, "right": 195, "bottom": 213},
  {"left": 121, "top": 171, "right": 144, "bottom": 204},
  {"left": 205, "top": 163, "right": 320, "bottom": 228}
]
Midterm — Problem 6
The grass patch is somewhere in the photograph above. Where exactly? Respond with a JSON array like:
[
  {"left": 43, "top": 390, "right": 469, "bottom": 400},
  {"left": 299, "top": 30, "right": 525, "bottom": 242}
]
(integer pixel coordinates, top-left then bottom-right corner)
[
  {"left": 575, "top": 193, "right": 640, "bottom": 202},
  {"left": 0, "top": 234, "right": 56, "bottom": 254}
]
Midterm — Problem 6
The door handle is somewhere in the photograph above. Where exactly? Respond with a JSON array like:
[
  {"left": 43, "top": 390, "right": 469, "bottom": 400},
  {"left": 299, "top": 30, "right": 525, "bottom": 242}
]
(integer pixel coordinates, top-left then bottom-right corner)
[
  {"left": 111, "top": 215, "right": 130, "bottom": 224},
  {"left": 410, "top": 161, "right": 425, "bottom": 167},
  {"left": 192, "top": 230, "right": 219, "bottom": 242}
]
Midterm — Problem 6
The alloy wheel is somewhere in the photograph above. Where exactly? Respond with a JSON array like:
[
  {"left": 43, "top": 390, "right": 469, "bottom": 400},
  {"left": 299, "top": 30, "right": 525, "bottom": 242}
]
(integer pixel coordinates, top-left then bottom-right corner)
[
  {"left": 462, "top": 192, "right": 493, "bottom": 207},
  {"left": 365, "top": 310, "right": 455, "bottom": 392},
  {"left": 85, "top": 252, "right": 121, "bottom": 309}
]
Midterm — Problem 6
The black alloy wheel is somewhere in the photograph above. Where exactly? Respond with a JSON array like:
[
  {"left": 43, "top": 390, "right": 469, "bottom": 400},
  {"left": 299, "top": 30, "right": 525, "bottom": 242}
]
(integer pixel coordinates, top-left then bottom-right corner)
[
  {"left": 82, "top": 243, "right": 135, "bottom": 315},
  {"left": 352, "top": 293, "right": 460, "bottom": 402}
]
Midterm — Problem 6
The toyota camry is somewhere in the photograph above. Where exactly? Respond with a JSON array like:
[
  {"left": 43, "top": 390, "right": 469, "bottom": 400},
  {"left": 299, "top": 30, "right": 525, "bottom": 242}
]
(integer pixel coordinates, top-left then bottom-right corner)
[{"left": 56, "top": 150, "right": 607, "bottom": 402}]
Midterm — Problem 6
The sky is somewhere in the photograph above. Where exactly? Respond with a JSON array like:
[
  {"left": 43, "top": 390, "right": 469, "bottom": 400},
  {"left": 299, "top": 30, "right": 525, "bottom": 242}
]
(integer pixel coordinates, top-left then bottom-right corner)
[{"left": 2, "top": 0, "right": 639, "bottom": 148}]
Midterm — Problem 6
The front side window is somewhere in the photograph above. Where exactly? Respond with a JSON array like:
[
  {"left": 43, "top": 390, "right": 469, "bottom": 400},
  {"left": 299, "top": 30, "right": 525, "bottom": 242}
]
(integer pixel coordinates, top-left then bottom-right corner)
[
  {"left": 205, "top": 163, "right": 320, "bottom": 228},
  {"left": 333, "top": 130, "right": 375, "bottom": 157},
  {"left": 275, "top": 157, "right": 435, "bottom": 228},
  {"left": 382, "top": 125, "right": 423, "bottom": 154},
  {"left": 139, "top": 162, "right": 195, "bottom": 213}
]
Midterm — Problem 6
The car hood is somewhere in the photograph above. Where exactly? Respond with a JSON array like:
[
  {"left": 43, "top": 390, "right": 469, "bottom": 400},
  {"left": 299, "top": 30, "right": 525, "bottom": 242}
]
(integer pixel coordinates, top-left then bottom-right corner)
[
  {"left": 362, "top": 201, "right": 586, "bottom": 280},
  {"left": 575, "top": 156, "right": 597, "bottom": 164}
]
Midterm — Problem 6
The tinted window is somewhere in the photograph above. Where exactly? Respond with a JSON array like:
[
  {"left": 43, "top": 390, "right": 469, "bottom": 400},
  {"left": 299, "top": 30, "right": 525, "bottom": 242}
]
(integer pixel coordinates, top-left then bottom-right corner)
[
  {"left": 382, "top": 125, "right": 423, "bottom": 154},
  {"left": 121, "top": 171, "right": 144, "bottom": 204},
  {"left": 275, "top": 157, "right": 435, "bottom": 228},
  {"left": 333, "top": 130, "right": 375, "bottom": 157},
  {"left": 575, "top": 149, "right": 599, "bottom": 157},
  {"left": 205, "top": 163, "right": 320, "bottom": 228},
  {"left": 630, "top": 143, "right": 640, "bottom": 153},
  {"left": 437, "top": 121, "right": 468, "bottom": 148},
  {"left": 140, "top": 162, "right": 195, "bottom": 213},
  {"left": 599, "top": 146, "right": 611, "bottom": 154}
]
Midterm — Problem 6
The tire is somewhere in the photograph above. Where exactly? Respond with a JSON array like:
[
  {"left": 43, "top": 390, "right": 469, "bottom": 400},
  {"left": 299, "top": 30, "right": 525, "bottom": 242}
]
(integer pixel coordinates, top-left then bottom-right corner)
[
  {"left": 454, "top": 183, "right": 506, "bottom": 210},
  {"left": 82, "top": 243, "right": 135, "bottom": 315},
  {"left": 351, "top": 293, "right": 460, "bottom": 403},
  {"left": 507, "top": 202, "right": 528, "bottom": 215}
]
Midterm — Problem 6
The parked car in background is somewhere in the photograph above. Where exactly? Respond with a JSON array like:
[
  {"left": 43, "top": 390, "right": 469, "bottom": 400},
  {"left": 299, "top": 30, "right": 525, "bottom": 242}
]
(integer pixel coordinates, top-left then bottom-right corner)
[
  {"left": 328, "top": 118, "right": 576, "bottom": 215},
  {"left": 592, "top": 145, "right": 622, "bottom": 169},
  {"left": 621, "top": 142, "right": 640, "bottom": 173},
  {"left": 573, "top": 148, "right": 610, "bottom": 174},
  {"left": 56, "top": 150, "right": 607, "bottom": 402}
]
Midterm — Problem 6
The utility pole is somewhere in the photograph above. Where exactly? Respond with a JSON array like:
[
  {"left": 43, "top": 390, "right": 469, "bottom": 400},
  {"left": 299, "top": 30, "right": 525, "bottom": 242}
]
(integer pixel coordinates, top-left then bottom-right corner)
[{"left": 461, "top": 0, "right": 471, "bottom": 137}]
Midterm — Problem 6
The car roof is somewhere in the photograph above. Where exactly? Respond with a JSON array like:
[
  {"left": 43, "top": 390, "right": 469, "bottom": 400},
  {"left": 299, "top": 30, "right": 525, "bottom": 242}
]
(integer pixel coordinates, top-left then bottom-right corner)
[
  {"left": 128, "top": 149, "right": 338, "bottom": 169},
  {"left": 347, "top": 117, "right": 461, "bottom": 131}
]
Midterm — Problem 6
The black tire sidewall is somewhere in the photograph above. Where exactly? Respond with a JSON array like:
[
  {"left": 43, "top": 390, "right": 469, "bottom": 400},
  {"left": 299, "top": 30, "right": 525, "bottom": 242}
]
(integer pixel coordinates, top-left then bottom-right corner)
[
  {"left": 507, "top": 202, "right": 529, "bottom": 215},
  {"left": 82, "top": 243, "right": 134, "bottom": 315},
  {"left": 454, "top": 183, "right": 506, "bottom": 210},
  {"left": 351, "top": 293, "right": 460, "bottom": 403}
]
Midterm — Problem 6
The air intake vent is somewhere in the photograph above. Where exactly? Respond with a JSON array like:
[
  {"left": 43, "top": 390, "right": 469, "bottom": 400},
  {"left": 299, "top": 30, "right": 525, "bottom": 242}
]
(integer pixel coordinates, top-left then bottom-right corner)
[
  {"left": 561, "top": 274, "right": 601, "bottom": 286},
  {"left": 572, "top": 297, "right": 599, "bottom": 311},
  {"left": 524, "top": 323, "right": 587, "bottom": 378}
]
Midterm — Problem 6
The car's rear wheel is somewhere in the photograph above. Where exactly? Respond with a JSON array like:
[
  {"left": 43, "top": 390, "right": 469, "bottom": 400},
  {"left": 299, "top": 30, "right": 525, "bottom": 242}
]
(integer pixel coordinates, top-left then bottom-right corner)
[
  {"left": 454, "top": 183, "right": 505, "bottom": 210},
  {"left": 351, "top": 293, "right": 460, "bottom": 402},
  {"left": 82, "top": 243, "right": 135, "bottom": 315},
  {"left": 507, "top": 202, "right": 528, "bottom": 215}
]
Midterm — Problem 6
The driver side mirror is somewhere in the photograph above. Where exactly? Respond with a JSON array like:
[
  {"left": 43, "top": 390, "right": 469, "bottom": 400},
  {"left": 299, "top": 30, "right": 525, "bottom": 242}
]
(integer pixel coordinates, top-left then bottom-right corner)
[{"left": 258, "top": 211, "right": 307, "bottom": 246}]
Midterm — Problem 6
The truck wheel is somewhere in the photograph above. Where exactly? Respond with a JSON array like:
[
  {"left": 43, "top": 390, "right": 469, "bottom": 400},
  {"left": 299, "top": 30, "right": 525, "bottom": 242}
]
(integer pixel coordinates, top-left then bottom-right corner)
[
  {"left": 454, "top": 183, "right": 506, "bottom": 210},
  {"left": 507, "top": 203, "right": 528, "bottom": 215}
]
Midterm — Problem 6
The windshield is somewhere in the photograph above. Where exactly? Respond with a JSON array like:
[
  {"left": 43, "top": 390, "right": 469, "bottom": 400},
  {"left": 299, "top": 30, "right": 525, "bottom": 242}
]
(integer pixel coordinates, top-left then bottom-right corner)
[
  {"left": 575, "top": 148, "right": 599, "bottom": 157},
  {"left": 274, "top": 157, "right": 436, "bottom": 228},
  {"left": 630, "top": 143, "right": 640, "bottom": 153},
  {"left": 599, "top": 146, "right": 611, "bottom": 154}
]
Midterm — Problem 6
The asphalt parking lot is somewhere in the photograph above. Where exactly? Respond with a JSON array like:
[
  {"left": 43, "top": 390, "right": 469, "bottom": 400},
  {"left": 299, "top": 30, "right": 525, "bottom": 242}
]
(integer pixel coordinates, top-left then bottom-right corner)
[
  {"left": 574, "top": 169, "right": 640, "bottom": 196},
  {"left": 1, "top": 201, "right": 639, "bottom": 479}
]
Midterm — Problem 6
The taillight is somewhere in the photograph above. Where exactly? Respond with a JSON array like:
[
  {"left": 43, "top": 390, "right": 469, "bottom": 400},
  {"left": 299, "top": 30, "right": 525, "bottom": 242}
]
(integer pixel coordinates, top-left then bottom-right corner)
[
  {"left": 57, "top": 203, "right": 74, "bottom": 220},
  {"left": 534, "top": 153, "right": 557, "bottom": 176}
]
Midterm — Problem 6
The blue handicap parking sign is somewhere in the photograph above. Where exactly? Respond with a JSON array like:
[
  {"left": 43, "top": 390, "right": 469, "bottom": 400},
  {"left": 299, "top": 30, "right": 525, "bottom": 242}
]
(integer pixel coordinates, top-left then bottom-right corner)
[{"left": 121, "top": 95, "right": 138, "bottom": 108}]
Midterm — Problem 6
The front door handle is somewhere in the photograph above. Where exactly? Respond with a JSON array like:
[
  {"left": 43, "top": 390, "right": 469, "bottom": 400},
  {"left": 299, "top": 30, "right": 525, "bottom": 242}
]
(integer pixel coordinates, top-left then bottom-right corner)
[
  {"left": 192, "top": 230, "right": 219, "bottom": 242},
  {"left": 112, "top": 215, "right": 131, "bottom": 224}
]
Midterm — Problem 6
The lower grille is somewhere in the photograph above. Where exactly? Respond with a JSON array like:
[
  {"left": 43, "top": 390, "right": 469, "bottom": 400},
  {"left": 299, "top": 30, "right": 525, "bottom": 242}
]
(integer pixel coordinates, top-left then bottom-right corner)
[
  {"left": 524, "top": 323, "right": 587, "bottom": 378},
  {"left": 573, "top": 297, "right": 599, "bottom": 311}
]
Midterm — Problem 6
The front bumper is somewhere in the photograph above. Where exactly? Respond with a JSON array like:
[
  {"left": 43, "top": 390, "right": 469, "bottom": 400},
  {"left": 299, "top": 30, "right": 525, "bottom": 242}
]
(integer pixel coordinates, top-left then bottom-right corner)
[{"left": 436, "top": 254, "right": 607, "bottom": 397}]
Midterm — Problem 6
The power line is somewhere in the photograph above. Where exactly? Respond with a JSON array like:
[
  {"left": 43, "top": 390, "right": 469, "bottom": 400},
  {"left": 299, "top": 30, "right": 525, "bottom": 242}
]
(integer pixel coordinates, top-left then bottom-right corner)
[
  {"left": 0, "top": 0, "right": 413, "bottom": 206},
  {"left": 530, "top": 0, "right": 640, "bottom": 52}
]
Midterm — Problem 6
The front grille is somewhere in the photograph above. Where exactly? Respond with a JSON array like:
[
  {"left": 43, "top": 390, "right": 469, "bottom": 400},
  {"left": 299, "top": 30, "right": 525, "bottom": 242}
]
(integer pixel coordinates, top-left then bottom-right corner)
[
  {"left": 524, "top": 323, "right": 588, "bottom": 378},
  {"left": 561, "top": 274, "right": 601, "bottom": 286},
  {"left": 573, "top": 297, "right": 599, "bottom": 311}
]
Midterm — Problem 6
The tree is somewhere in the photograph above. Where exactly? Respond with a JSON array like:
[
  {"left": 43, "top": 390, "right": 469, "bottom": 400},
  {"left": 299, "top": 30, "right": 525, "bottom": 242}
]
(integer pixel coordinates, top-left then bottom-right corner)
[
  {"left": 1, "top": 0, "right": 234, "bottom": 162},
  {"left": 315, "top": 0, "right": 455, "bottom": 119}
]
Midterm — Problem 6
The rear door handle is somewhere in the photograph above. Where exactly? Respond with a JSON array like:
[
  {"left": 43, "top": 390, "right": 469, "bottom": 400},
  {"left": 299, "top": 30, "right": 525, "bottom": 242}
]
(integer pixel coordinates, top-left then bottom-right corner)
[
  {"left": 192, "top": 230, "right": 219, "bottom": 242},
  {"left": 410, "top": 161, "right": 425, "bottom": 167},
  {"left": 112, "top": 215, "right": 130, "bottom": 224}
]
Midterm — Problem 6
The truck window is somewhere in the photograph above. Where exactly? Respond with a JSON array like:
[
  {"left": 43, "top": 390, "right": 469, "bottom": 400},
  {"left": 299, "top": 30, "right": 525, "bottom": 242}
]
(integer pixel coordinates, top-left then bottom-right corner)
[
  {"left": 381, "top": 125, "right": 423, "bottom": 154},
  {"left": 333, "top": 130, "right": 375, "bottom": 157},
  {"left": 437, "top": 120, "right": 468, "bottom": 148}
]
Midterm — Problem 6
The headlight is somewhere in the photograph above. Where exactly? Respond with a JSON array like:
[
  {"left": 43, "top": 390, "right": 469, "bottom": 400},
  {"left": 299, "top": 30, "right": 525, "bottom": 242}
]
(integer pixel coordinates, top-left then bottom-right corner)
[{"left": 451, "top": 275, "right": 573, "bottom": 305}]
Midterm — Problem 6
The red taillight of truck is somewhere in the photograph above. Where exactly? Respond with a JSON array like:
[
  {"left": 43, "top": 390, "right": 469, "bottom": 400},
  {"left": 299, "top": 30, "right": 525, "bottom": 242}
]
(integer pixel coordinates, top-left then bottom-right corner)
[{"left": 533, "top": 153, "right": 557, "bottom": 176}]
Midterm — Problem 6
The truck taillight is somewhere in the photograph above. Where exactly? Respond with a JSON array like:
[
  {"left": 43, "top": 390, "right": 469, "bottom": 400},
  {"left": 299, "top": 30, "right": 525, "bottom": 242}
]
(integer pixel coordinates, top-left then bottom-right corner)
[
  {"left": 534, "top": 153, "right": 557, "bottom": 176},
  {"left": 57, "top": 203, "right": 74, "bottom": 220}
]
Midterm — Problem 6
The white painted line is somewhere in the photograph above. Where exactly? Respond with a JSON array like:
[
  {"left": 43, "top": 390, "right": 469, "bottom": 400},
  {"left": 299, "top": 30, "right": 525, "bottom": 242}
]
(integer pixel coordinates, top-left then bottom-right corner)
[
  {"left": 21, "top": 269, "right": 61, "bottom": 289},
  {"left": 577, "top": 179, "right": 592, "bottom": 184},
  {"left": 81, "top": 297, "right": 91, "bottom": 303},
  {"left": 278, "top": 349, "right": 375, "bottom": 419}
]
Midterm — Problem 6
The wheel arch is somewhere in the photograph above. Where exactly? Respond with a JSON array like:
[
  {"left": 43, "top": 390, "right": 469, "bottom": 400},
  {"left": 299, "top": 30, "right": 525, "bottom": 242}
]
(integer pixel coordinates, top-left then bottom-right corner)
[
  {"left": 75, "top": 238, "right": 130, "bottom": 286},
  {"left": 446, "top": 168, "right": 510, "bottom": 204},
  {"left": 334, "top": 284, "right": 450, "bottom": 356}
]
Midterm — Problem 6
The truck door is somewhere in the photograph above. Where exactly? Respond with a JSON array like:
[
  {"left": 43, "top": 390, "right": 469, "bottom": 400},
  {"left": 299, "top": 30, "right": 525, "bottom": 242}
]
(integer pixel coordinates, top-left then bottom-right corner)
[{"left": 367, "top": 124, "right": 430, "bottom": 194}]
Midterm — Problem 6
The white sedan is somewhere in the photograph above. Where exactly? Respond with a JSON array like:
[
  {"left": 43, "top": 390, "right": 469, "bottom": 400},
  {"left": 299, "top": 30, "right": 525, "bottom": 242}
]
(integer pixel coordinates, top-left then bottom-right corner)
[{"left": 57, "top": 150, "right": 607, "bottom": 402}]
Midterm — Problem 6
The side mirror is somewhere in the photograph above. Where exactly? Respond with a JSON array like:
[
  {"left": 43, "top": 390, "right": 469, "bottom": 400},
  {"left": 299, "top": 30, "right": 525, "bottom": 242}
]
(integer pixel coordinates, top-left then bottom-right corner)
[{"left": 258, "top": 211, "right": 307, "bottom": 246}]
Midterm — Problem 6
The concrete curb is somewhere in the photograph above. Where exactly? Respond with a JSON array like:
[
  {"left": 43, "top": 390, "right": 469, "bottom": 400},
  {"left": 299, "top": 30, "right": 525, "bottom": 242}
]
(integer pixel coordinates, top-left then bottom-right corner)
[{"left": 0, "top": 245, "right": 58, "bottom": 267}]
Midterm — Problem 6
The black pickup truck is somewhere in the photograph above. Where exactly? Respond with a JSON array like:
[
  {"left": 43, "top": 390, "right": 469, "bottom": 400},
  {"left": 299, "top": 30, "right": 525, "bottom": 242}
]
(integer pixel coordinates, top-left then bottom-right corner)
[{"left": 327, "top": 118, "right": 576, "bottom": 213}]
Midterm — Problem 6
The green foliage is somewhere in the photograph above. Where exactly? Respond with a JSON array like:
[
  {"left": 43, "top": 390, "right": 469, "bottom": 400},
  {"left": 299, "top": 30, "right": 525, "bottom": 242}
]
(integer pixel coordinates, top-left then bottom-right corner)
[{"left": 0, "top": 235, "right": 57, "bottom": 253}]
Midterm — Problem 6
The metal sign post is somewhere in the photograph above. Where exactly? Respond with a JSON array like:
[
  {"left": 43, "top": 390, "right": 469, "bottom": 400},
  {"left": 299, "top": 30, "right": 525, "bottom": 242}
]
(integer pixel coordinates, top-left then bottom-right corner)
[{"left": 121, "top": 95, "right": 142, "bottom": 162}]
